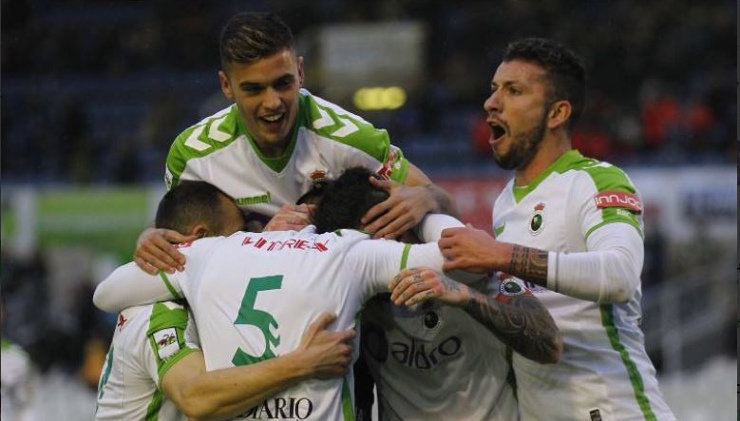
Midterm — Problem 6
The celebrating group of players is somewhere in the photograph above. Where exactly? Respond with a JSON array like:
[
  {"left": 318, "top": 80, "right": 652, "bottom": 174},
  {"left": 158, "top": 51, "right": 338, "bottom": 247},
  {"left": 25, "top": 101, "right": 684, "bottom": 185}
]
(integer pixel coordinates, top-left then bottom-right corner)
[{"left": 93, "top": 11, "right": 675, "bottom": 421}]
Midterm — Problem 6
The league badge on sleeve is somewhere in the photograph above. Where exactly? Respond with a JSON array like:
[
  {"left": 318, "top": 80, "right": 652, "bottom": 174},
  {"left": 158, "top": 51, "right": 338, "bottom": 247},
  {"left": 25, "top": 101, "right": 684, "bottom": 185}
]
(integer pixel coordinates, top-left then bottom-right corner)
[{"left": 152, "top": 328, "right": 181, "bottom": 360}]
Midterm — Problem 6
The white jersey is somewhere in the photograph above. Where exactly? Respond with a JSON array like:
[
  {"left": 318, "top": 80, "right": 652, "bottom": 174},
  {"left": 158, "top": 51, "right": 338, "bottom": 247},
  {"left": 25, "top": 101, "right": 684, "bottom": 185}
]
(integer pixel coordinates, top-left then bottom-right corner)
[
  {"left": 493, "top": 150, "right": 674, "bottom": 421},
  {"left": 99, "top": 226, "right": 449, "bottom": 420},
  {"left": 95, "top": 302, "right": 199, "bottom": 421},
  {"left": 361, "top": 277, "right": 518, "bottom": 421},
  {"left": 165, "top": 89, "right": 408, "bottom": 218},
  {"left": 1, "top": 338, "right": 36, "bottom": 421}
]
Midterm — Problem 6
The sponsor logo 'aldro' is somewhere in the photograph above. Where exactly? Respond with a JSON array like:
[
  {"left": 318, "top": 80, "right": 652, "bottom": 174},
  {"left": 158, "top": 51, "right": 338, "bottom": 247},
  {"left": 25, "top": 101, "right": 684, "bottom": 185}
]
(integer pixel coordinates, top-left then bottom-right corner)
[{"left": 363, "top": 325, "right": 462, "bottom": 370}]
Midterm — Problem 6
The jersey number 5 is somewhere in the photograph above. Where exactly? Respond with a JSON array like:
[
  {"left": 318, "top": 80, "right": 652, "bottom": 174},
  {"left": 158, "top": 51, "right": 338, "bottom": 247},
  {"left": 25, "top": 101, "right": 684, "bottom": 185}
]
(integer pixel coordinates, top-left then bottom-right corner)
[{"left": 232, "top": 275, "right": 283, "bottom": 366}]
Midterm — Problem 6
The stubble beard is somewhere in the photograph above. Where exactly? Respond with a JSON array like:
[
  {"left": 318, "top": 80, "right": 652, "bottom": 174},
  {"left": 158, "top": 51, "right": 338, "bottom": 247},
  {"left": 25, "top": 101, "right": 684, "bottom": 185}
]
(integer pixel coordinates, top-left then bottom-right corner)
[{"left": 492, "top": 109, "right": 548, "bottom": 171}]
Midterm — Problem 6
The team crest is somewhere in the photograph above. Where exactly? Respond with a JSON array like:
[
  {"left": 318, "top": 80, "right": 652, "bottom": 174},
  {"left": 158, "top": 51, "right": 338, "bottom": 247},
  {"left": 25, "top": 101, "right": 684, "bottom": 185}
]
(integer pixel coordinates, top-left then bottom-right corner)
[
  {"left": 309, "top": 169, "right": 327, "bottom": 181},
  {"left": 494, "top": 278, "right": 532, "bottom": 303},
  {"left": 529, "top": 202, "right": 545, "bottom": 235}
]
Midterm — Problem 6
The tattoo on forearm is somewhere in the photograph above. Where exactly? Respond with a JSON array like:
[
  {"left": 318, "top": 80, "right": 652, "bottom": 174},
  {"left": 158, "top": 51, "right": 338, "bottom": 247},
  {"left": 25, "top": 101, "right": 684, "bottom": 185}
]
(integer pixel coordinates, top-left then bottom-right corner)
[
  {"left": 508, "top": 245, "right": 548, "bottom": 285},
  {"left": 464, "top": 291, "right": 561, "bottom": 364}
]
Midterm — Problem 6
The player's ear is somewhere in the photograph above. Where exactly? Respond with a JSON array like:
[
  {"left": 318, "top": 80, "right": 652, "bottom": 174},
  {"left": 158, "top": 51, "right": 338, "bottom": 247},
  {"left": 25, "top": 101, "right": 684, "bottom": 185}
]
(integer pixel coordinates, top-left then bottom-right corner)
[
  {"left": 191, "top": 223, "right": 209, "bottom": 239},
  {"left": 546, "top": 100, "right": 572, "bottom": 131},
  {"left": 219, "top": 69, "right": 234, "bottom": 101},
  {"left": 296, "top": 55, "right": 305, "bottom": 87}
]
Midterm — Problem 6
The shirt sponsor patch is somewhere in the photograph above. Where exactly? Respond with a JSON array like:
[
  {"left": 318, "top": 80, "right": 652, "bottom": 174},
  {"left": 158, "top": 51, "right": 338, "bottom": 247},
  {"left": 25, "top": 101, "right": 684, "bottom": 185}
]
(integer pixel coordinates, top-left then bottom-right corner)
[
  {"left": 593, "top": 190, "right": 642, "bottom": 213},
  {"left": 152, "top": 328, "right": 180, "bottom": 360}
]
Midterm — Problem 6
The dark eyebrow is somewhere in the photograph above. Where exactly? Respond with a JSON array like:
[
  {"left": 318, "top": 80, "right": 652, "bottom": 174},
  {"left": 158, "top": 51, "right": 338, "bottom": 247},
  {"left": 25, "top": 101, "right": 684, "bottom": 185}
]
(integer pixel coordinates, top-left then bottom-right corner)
[
  {"left": 239, "top": 82, "right": 264, "bottom": 91},
  {"left": 273, "top": 74, "right": 296, "bottom": 85},
  {"left": 239, "top": 74, "right": 296, "bottom": 91}
]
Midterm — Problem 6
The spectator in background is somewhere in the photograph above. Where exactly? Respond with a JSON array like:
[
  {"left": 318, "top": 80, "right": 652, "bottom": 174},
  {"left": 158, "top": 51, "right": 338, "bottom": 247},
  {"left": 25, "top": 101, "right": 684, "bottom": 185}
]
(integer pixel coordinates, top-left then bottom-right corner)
[{"left": 640, "top": 82, "right": 681, "bottom": 152}]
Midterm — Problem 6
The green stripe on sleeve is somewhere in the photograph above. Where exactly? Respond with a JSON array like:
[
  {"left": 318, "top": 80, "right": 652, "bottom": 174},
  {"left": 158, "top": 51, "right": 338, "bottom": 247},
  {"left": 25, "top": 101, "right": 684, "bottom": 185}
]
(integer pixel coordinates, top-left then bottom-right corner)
[
  {"left": 585, "top": 219, "right": 643, "bottom": 240},
  {"left": 158, "top": 272, "right": 181, "bottom": 299},
  {"left": 341, "top": 377, "right": 356, "bottom": 421},
  {"left": 399, "top": 244, "right": 412, "bottom": 269},
  {"left": 156, "top": 347, "right": 198, "bottom": 389},
  {"left": 600, "top": 305, "right": 657, "bottom": 421}
]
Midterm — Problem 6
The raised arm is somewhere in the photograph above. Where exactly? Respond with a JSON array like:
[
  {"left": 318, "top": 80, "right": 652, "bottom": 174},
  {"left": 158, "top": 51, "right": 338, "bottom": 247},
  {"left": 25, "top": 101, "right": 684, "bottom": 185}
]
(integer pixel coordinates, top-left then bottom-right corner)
[
  {"left": 439, "top": 222, "right": 643, "bottom": 303},
  {"left": 362, "top": 163, "right": 458, "bottom": 240},
  {"left": 134, "top": 225, "right": 195, "bottom": 275},
  {"left": 93, "top": 262, "right": 178, "bottom": 313},
  {"left": 162, "top": 312, "right": 355, "bottom": 421},
  {"left": 389, "top": 268, "right": 562, "bottom": 364}
]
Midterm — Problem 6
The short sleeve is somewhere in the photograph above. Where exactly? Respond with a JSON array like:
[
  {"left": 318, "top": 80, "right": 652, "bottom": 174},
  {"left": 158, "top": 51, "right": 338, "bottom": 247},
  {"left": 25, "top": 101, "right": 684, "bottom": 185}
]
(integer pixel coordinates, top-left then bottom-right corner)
[
  {"left": 571, "top": 169, "right": 644, "bottom": 241},
  {"left": 143, "top": 302, "right": 199, "bottom": 387}
]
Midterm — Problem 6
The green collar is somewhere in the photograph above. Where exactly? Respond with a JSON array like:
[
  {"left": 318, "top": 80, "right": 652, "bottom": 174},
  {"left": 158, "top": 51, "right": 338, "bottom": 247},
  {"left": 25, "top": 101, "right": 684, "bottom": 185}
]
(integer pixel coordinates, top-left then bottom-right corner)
[
  {"left": 235, "top": 102, "right": 302, "bottom": 173},
  {"left": 512, "top": 149, "right": 583, "bottom": 202}
]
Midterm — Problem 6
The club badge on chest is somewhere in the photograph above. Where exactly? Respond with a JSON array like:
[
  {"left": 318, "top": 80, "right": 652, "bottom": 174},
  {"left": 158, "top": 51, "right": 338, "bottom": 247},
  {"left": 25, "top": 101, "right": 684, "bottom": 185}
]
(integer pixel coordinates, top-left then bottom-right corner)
[{"left": 529, "top": 202, "right": 545, "bottom": 235}]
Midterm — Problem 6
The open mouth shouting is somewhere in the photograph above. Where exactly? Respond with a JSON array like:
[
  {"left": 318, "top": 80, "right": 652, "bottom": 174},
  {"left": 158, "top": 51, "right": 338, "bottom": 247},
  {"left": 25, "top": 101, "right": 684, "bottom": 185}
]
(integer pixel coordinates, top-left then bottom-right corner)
[{"left": 488, "top": 119, "right": 508, "bottom": 146}]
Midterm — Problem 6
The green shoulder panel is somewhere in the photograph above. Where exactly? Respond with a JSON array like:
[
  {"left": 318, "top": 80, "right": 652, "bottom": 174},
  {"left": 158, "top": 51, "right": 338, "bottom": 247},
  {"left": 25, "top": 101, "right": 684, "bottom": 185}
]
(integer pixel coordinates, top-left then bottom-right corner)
[
  {"left": 571, "top": 157, "right": 637, "bottom": 194},
  {"left": 145, "top": 301, "right": 198, "bottom": 384},
  {"left": 165, "top": 105, "right": 241, "bottom": 189},
  {"left": 570, "top": 157, "right": 643, "bottom": 236},
  {"left": 299, "top": 90, "right": 409, "bottom": 182}
]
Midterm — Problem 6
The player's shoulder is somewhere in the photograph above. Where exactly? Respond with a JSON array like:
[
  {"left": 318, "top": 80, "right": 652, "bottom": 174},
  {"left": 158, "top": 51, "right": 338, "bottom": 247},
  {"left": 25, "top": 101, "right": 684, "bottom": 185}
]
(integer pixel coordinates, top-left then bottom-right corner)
[
  {"left": 167, "top": 105, "right": 242, "bottom": 168},
  {"left": 174, "top": 236, "right": 228, "bottom": 255},
  {"left": 145, "top": 301, "right": 190, "bottom": 334},
  {"left": 562, "top": 151, "right": 637, "bottom": 194},
  {"left": 298, "top": 89, "right": 392, "bottom": 158},
  {"left": 1, "top": 337, "right": 30, "bottom": 359},
  {"left": 326, "top": 228, "right": 372, "bottom": 241},
  {"left": 310, "top": 228, "right": 371, "bottom": 253}
]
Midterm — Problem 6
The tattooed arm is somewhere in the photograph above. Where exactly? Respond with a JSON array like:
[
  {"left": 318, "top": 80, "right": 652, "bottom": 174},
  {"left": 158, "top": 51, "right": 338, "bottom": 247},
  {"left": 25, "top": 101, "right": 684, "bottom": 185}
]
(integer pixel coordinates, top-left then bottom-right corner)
[
  {"left": 508, "top": 244, "right": 548, "bottom": 286},
  {"left": 436, "top": 225, "right": 549, "bottom": 286},
  {"left": 390, "top": 268, "right": 562, "bottom": 364},
  {"left": 438, "top": 224, "right": 642, "bottom": 303}
]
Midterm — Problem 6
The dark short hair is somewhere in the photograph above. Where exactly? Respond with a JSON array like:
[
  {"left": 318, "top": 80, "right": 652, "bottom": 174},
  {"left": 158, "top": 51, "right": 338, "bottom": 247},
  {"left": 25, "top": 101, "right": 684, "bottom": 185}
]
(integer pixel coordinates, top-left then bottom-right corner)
[
  {"left": 503, "top": 38, "right": 586, "bottom": 132},
  {"left": 296, "top": 180, "right": 330, "bottom": 206},
  {"left": 155, "top": 181, "right": 236, "bottom": 235},
  {"left": 219, "top": 12, "right": 294, "bottom": 69},
  {"left": 313, "top": 167, "right": 389, "bottom": 234}
]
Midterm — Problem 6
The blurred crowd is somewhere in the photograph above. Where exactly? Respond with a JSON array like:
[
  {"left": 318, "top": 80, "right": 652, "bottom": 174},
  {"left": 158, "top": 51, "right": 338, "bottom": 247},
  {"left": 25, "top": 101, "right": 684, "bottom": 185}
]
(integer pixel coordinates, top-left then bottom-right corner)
[
  {"left": 1, "top": 0, "right": 736, "bottom": 184},
  {"left": 0, "top": 3, "right": 735, "bottom": 417}
]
